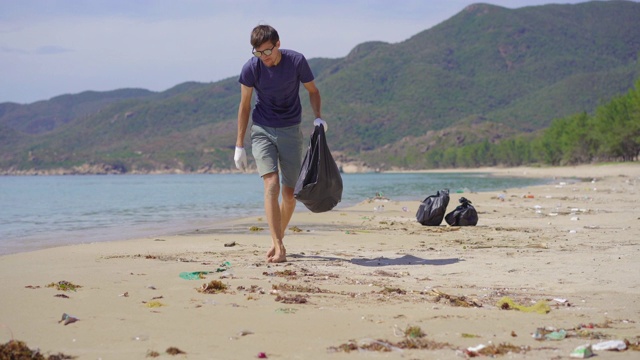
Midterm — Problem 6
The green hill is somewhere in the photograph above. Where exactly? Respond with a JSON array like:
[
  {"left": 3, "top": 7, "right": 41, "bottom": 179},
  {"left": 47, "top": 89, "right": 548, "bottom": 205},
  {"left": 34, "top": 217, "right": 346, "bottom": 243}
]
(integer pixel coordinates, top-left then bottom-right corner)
[
  {"left": 317, "top": 1, "right": 640, "bottom": 149},
  {"left": 1, "top": 1, "right": 639, "bottom": 173}
]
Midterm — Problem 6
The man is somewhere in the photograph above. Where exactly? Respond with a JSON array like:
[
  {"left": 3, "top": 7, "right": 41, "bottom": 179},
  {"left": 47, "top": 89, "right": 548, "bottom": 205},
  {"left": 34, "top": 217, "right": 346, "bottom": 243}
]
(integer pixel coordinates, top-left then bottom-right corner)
[{"left": 234, "top": 24, "right": 326, "bottom": 263}]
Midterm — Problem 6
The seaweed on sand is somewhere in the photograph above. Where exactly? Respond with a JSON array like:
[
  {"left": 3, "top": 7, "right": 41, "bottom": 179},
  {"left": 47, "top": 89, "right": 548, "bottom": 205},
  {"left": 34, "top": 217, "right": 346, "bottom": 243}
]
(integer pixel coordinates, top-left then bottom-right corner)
[
  {"left": 166, "top": 347, "right": 186, "bottom": 355},
  {"left": 381, "top": 287, "right": 407, "bottom": 295},
  {"left": 272, "top": 283, "right": 330, "bottom": 294},
  {"left": 46, "top": 281, "right": 82, "bottom": 292},
  {"left": 329, "top": 337, "right": 450, "bottom": 353},
  {"left": 275, "top": 294, "right": 308, "bottom": 304},
  {"left": 288, "top": 225, "right": 303, "bottom": 233},
  {"left": 263, "top": 269, "right": 297, "bottom": 278},
  {"left": 329, "top": 326, "right": 450, "bottom": 353},
  {"left": 197, "top": 280, "right": 228, "bottom": 294},
  {"left": 146, "top": 350, "right": 160, "bottom": 357},
  {"left": 0, "top": 339, "right": 75, "bottom": 359},
  {"left": 404, "top": 326, "right": 426, "bottom": 339},
  {"left": 476, "top": 343, "right": 530, "bottom": 356},
  {"left": 426, "top": 289, "right": 482, "bottom": 307}
]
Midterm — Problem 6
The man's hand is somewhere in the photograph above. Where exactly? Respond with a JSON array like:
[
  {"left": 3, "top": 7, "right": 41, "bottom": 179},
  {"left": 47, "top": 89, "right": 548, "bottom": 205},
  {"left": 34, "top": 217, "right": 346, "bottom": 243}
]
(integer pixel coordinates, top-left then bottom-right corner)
[
  {"left": 234, "top": 146, "right": 247, "bottom": 170},
  {"left": 313, "top": 118, "right": 328, "bottom": 132}
]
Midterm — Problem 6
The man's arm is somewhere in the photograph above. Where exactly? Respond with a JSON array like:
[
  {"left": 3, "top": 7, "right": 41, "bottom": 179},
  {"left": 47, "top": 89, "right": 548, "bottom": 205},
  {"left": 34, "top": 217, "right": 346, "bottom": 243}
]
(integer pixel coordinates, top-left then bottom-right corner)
[
  {"left": 303, "top": 80, "right": 321, "bottom": 119},
  {"left": 237, "top": 84, "right": 253, "bottom": 147}
]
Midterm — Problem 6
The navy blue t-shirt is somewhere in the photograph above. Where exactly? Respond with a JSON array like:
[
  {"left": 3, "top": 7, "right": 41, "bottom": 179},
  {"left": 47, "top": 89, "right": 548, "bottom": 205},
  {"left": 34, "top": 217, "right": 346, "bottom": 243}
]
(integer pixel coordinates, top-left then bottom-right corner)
[{"left": 238, "top": 49, "right": 314, "bottom": 128}]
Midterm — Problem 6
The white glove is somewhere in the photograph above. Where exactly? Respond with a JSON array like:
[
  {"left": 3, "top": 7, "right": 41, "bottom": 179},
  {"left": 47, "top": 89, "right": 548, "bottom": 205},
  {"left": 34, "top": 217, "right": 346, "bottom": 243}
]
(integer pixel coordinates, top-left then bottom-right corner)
[
  {"left": 234, "top": 146, "right": 247, "bottom": 170},
  {"left": 313, "top": 118, "right": 328, "bottom": 132}
]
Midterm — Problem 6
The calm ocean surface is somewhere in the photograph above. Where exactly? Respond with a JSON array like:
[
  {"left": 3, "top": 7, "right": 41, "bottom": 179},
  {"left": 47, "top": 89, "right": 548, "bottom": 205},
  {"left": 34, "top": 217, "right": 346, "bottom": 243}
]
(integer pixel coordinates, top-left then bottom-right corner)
[{"left": 0, "top": 173, "right": 547, "bottom": 255}]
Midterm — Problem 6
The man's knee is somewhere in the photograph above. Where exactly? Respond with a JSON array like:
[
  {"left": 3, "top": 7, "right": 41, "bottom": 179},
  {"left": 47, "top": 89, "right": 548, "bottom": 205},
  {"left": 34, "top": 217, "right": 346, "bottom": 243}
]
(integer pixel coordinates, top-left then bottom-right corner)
[
  {"left": 282, "top": 186, "right": 295, "bottom": 202},
  {"left": 263, "top": 173, "right": 280, "bottom": 197}
]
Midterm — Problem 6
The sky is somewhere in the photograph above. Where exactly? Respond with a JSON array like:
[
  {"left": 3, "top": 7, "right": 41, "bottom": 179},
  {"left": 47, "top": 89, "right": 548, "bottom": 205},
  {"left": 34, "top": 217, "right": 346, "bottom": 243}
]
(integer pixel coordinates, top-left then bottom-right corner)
[{"left": 0, "top": 0, "right": 623, "bottom": 104}]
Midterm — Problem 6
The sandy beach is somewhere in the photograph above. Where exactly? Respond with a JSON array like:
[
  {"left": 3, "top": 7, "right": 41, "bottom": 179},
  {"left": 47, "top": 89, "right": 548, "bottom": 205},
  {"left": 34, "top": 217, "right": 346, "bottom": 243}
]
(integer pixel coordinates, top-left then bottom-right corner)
[{"left": 1, "top": 163, "right": 639, "bottom": 359}]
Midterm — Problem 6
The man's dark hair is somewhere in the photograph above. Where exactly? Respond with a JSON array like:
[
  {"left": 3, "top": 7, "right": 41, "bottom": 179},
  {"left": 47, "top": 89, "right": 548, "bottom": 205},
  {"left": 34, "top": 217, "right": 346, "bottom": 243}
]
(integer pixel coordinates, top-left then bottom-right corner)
[{"left": 251, "top": 25, "right": 279, "bottom": 49}]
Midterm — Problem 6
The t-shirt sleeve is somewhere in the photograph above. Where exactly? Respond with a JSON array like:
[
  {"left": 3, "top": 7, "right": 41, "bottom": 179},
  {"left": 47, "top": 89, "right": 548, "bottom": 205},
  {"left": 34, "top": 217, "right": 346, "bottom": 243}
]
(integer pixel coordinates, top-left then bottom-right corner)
[
  {"left": 238, "top": 60, "right": 256, "bottom": 87},
  {"left": 298, "top": 56, "right": 314, "bottom": 84}
]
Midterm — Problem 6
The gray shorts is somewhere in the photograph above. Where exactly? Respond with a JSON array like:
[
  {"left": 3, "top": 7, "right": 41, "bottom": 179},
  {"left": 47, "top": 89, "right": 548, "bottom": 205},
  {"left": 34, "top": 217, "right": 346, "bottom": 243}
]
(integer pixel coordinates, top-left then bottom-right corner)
[{"left": 251, "top": 123, "right": 304, "bottom": 188}]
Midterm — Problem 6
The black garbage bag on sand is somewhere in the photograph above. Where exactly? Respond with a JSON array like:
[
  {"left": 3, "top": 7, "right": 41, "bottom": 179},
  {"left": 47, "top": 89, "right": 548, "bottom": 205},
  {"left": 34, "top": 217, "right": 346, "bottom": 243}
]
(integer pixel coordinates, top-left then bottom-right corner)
[
  {"left": 445, "top": 197, "right": 478, "bottom": 226},
  {"left": 294, "top": 124, "right": 343, "bottom": 213},
  {"left": 416, "top": 189, "right": 450, "bottom": 226}
]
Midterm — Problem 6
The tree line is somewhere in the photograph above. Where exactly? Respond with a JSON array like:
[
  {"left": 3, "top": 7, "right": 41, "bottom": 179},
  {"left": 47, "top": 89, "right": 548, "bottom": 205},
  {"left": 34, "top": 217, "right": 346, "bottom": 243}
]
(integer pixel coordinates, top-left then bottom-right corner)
[{"left": 422, "top": 79, "right": 640, "bottom": 168}]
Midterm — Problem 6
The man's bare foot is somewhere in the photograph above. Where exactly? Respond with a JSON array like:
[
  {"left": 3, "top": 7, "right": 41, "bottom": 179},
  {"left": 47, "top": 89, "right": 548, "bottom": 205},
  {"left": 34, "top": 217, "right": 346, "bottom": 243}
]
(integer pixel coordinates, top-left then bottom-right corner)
[
  {"left": 266, "top": 246, "right": 276, "bottom": 260},
  {"left": 267, "top": 247, "right": 287, "bottom": 263}
]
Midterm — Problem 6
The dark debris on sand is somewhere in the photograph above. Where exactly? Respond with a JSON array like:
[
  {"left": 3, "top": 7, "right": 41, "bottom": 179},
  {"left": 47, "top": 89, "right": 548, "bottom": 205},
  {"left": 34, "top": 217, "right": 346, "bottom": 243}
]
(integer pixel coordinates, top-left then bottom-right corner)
[
  {"left": 197, "top": 280, "right": 228, "bottom": 294},
  {"left": 274, "top": 294, "right": 308, "bottom": 304},
  {"left": 0, "top": 339, "right": 75, "bottom": 359},
  {"left": 166, "top": 346, "right": 186, "bottom": 355}
]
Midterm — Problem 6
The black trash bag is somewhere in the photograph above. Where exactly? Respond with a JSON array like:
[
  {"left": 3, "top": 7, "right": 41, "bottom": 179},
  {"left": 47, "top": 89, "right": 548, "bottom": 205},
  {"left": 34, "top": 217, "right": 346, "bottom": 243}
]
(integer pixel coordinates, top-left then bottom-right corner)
[
  {"left": 445, "top": 197, "right": 478, "bottom": 226},
  {"left": 294, "top": 124, "right": 343, "bottom": 213},
  {"left": 416, "top": 189, "right": 450, "bottom": 226}
]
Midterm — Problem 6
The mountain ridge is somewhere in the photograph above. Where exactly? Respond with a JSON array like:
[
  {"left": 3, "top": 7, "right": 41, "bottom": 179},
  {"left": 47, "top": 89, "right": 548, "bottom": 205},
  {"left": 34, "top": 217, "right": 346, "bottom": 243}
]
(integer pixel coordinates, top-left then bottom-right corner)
[{"left": 1, "top": 1, "right": 639, "bottom": 174}]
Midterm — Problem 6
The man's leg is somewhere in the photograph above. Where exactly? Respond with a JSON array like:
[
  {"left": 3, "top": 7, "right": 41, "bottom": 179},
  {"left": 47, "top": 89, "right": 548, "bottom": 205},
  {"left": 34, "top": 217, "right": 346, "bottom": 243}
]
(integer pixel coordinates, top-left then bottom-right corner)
[
  {"left": 263, "top": 172, "right": 287, "bottom": 263},
  {"left": 279, "top": 184, "right": 296, "bottom": 235},
  {"left": 272, "top": 124, "right": 302, "bottom": 262},
  {"left": 253, "top": 123, "right": 302, "bottom": 263}
]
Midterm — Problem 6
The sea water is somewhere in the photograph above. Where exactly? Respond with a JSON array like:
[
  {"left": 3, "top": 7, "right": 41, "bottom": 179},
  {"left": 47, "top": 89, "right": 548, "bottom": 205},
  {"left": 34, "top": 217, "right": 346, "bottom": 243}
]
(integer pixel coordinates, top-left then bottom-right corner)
[{"left": 0, "top": 172, "right": 547, "bottom": 255}]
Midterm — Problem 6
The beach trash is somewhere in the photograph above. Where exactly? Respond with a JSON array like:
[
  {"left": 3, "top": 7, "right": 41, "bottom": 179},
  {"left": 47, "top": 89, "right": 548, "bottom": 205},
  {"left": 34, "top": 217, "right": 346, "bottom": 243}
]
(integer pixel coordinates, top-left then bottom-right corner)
[
  {"left": 592, "top": 340, "right": 627, "bottom": 351},
  {"left": 59, "top": 313, "right": 78, "bottom": 325},
  {"left": 145, "top": 301, "right": 165, "bottom": 308},
  {"left": 444, "top": 197, "right": 478, "bottom": 226},
  {"left": 257, "top": 352, "right": 268, "bottom": 358},
  {"left": 217, "top": 261, "right": 232, "bottom": 272},
  {"left": 532, "top": 327, "right": 566, "bottom": 341},
  {"left": 465, "top": 344, "right": 486, "bottom": 356},
  {"left": 373, "top": 192, "right": 389, "bottom": 201},
  {"left": 416, "top": 189, "right": 449, "bottom": 226},
  {"left": 497, "top": 297, "right": 550, "bottom": 314},
  {"left": 570, "top": 344, "right": 594, "bottom": 358},
  {"left": 237, "top": 330, "right": 254, "bottom": 337},
  {"left": 179, "top": 271, "right": 210, "bottom": 280},
  {"left": 545, "top": 329, "right": 567, "bottom": 340},
  {"left": 532, "top": 328, "right": 544, "bottom": 340}
]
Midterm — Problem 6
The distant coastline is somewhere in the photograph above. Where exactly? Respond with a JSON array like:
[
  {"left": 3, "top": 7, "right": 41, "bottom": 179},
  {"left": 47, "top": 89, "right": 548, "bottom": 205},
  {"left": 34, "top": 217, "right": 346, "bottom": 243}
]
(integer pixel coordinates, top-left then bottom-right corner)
[
  {"left": 0, "top": 159, "right": 381, "bottom": 176},
  {"left": 3, "top": 161, "right": 635, "bottom": 178}
]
